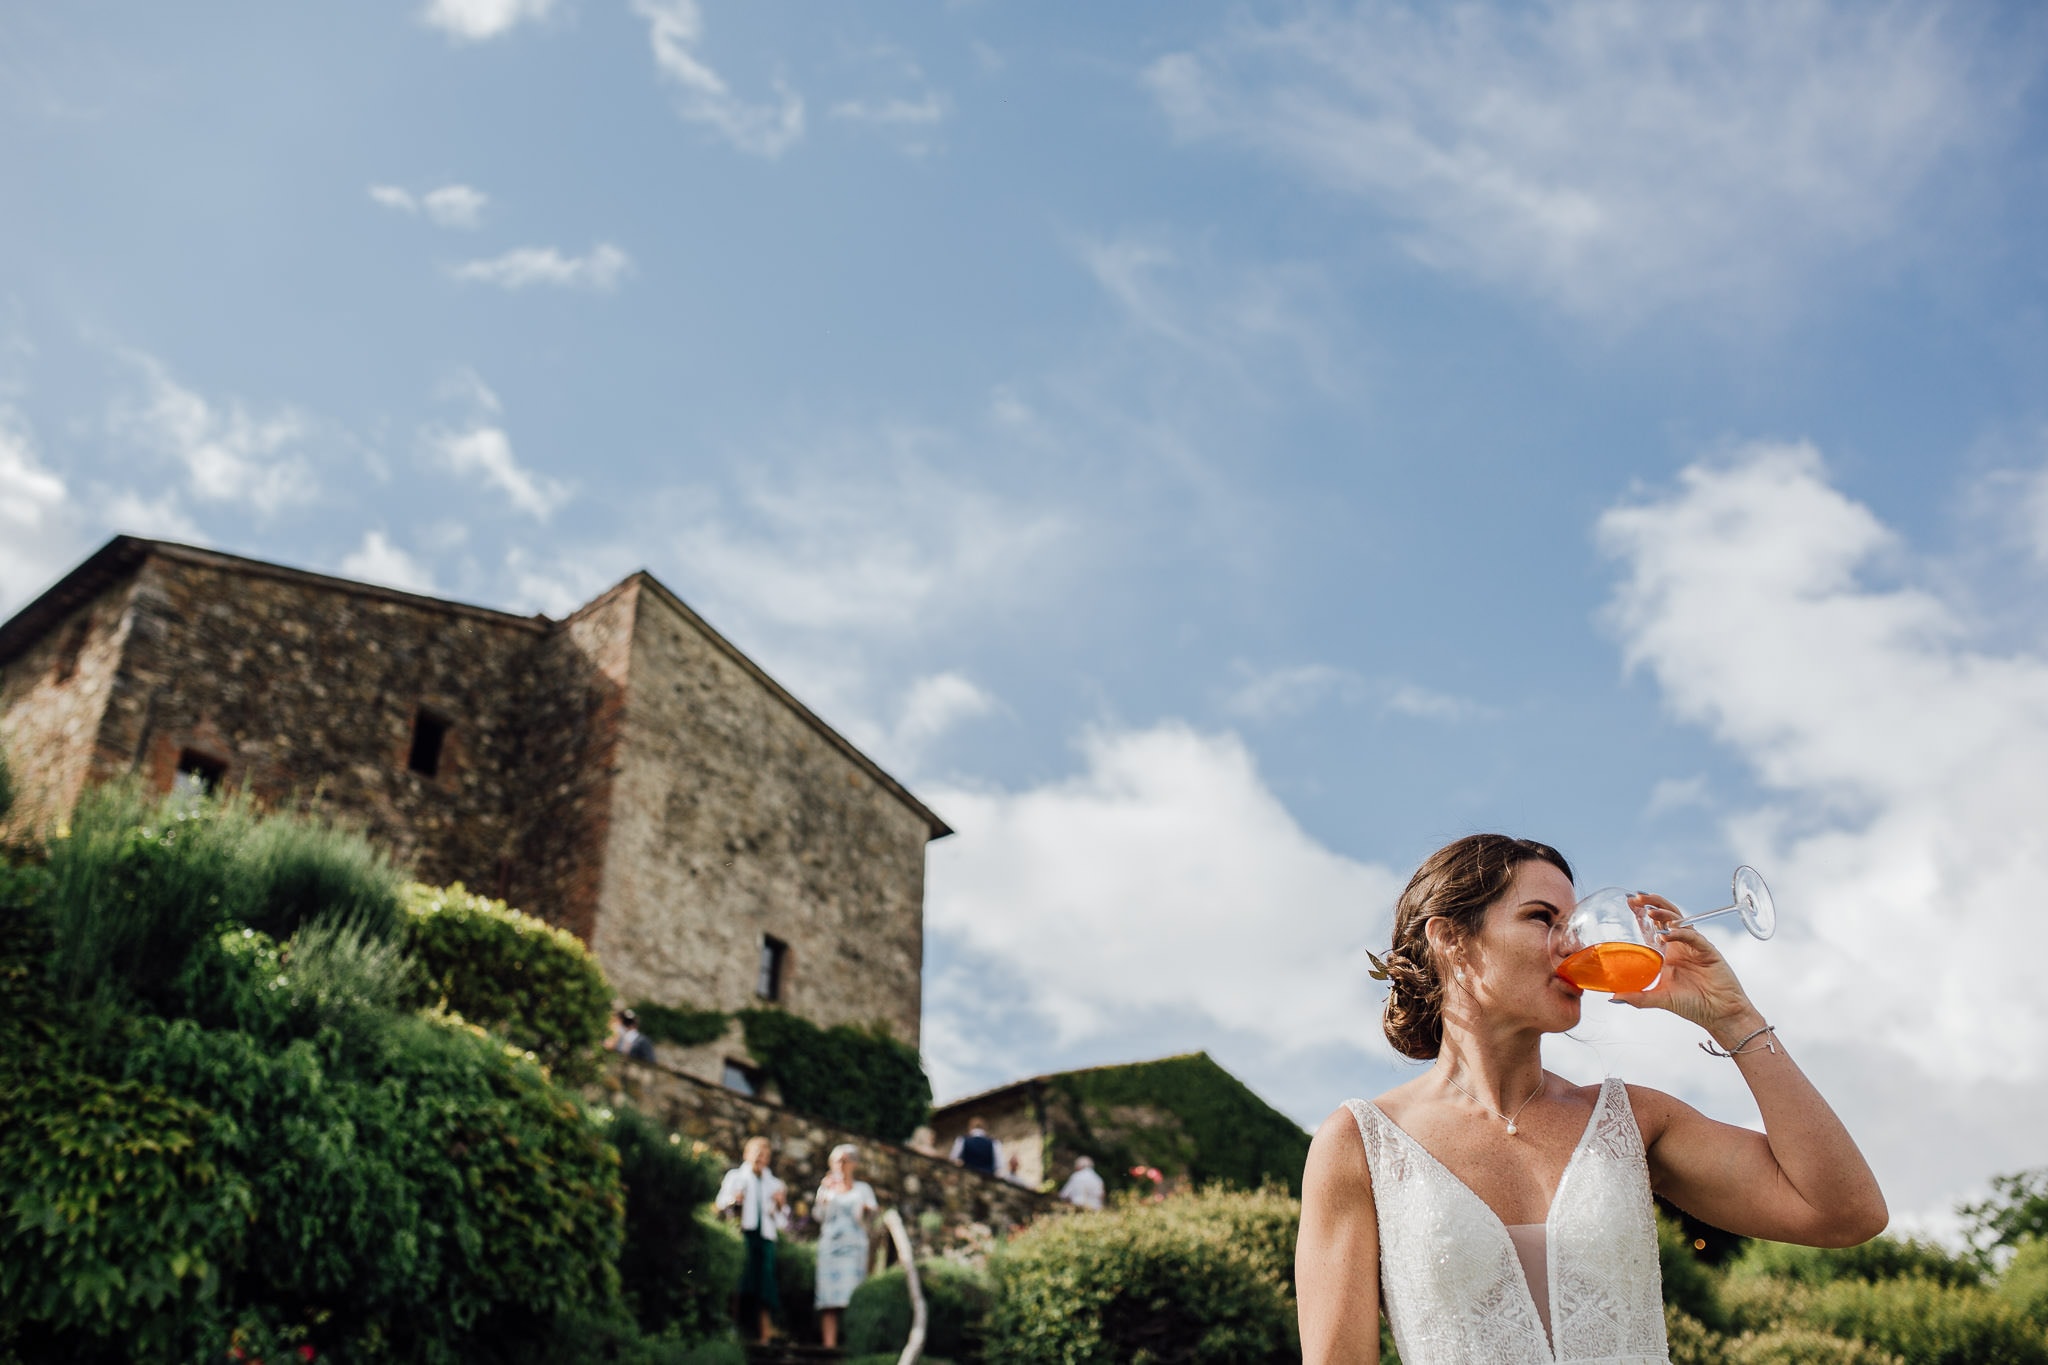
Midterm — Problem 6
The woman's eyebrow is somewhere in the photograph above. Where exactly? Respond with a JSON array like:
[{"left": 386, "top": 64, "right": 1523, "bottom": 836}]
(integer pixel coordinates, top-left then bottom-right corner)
[{"left": 1519, "top": 899, "right": 1563, "bottom": 912}]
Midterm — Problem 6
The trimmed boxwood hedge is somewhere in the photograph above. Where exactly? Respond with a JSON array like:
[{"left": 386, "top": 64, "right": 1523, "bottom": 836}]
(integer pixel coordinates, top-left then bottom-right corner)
[{"left": 844, "top": 1259, "right": 994, "bottom": 1362}]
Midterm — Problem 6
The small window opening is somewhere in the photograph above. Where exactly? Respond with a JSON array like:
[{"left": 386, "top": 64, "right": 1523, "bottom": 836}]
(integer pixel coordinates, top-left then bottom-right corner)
[
  {"left": 756, "top": 935, "right": 788, "bottom": 1001},
  {"left": 173, "top": 750, "right": 226, "bottom": 798},
  {"left": 722, "top": 1059, "right": 763, "bottom": 1097},
  {"left": 52, "top": 618, "right": 91, "bottom": 683},
  {"left": 408, "top": 709, "right": 450, "bottom": 777}
]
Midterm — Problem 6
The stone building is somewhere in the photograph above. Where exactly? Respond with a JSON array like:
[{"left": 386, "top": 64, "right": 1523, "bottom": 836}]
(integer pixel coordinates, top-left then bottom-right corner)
[{"left": 0, "top": 536, "right": 949, "bottom": 1081}]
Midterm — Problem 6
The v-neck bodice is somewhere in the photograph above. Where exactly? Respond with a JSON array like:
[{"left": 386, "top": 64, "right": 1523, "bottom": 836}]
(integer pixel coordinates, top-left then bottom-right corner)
[{"left": 1345, "top": 1077, "right": 1670, "bottom": 1364}]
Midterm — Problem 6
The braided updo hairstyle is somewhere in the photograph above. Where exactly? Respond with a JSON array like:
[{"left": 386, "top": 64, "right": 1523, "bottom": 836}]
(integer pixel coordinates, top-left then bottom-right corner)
[{"left": 1380, "top": 833, "right": 1573, "bottom": 1060}]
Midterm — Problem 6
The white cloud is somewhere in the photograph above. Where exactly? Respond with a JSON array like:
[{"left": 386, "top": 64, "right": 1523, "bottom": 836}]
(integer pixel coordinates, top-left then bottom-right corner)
[
  {"left": 1645, "top": 774, "right": 1712, "bottom": 818},
  {"left": 369, "top": 183, "right": 487, "bottom": 228},
  {"left": 1148, "top": 1, "right": 2011, "bottom": 324},
  {"left": 339, "top": 531, "right": 436, "bottom": 594},
  {"left": 831, "top": 93, "right": 946, "bottom": 126},
  {"left": 669, "top": 454, "right": 1069, "bottom": 636},
  {"left": 1594, "top": 441, "right": 2048, "bottom": 1217},
  {"left": 881, "top": 671, "right": 997, "bottom": 771},
  {"left": 501, "top": 543, "right": 634, "bottom": 617},
  {"left": 925, "top": 722, "right": 1405, "bottom": 1051},
  {"left": 449, "top": 243, "right": 631, "bottom": 291},
  {"left": 420, "top": 0, "right": 555, "bottom": 43},
  {"left": 103, "top": 488, "right": 203, "bottom": 544},
  {"left": 0, "top": 408, "right": 88, "bottom": 610},
  {"left": 1224, "top": 663, "right": 1357, "bottom": 720},
  {"left": 111, "top": 356, "right": 316, "bottom": 515},
  {"left": 630, "top": 0, "right": 804, "bottom": 157},
  {"left": 427, "top": 423, "right": 569, "bottom": 520}
]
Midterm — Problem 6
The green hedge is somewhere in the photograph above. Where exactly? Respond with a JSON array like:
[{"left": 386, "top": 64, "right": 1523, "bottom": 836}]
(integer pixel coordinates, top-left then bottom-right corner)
[
  {"left": 1725, "top": 1275, "right": 2048, "bottom": 1365},
  {"left": 775, "top": 1234, "right": 820, "bottom": 1342},
  {"left": 1047, "top": 1053, "right": 1310, "bottom": 1196},
  {"left": 607, "top": 1106, "right": 739, "bottom": 1341},
  {"left": 402, "top": 881, "right": 612, "bottom": 1080},
  {"left": 985, "top": 1198, "right": 1296, "bottom": 1365},
  {"left": 1727, "top": 1233, "right": 1984, "bottom": 1291},
  {"left": 1660, "top": 1210, "right": 1728, "bottom": 1330},
  {"left": 1999, "top": 1236, "right": 2048, "bottom": 1322},
  {"left": 844, "top": 1260, "right": 995, "bottom": 1362},
  {"left": 739, "top": 1009, "right": 930, "bottom": 1143}
]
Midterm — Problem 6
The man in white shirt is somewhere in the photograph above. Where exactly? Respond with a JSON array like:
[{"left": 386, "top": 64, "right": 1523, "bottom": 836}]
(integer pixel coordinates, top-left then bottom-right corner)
[
  {"left": 716, "top": 1136, "right": 788, "bottom": 1343},
  {"left": 1059, "top": 1154, "right": 1106, "bottom": 1211}
]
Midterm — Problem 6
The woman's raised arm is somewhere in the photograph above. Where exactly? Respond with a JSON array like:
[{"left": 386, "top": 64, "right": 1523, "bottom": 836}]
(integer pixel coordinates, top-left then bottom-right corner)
[{"left": 1297, "top": 1106, "right": 1383, "bottom": 1365}]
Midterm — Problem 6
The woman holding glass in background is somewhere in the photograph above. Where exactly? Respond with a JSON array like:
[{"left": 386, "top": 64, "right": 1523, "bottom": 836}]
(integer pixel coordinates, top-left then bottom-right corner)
[
  {"left": 813, "top": 1144, "right": 879, "bottom": 1349},
  {"left": 1296, "top": 834, "right": 1886, "bottom": 1364}
]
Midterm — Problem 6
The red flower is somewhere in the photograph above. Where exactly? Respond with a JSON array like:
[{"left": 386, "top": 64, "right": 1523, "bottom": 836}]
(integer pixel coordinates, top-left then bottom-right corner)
[{"left": 298, "top": 1347, "right": 317, "bottom": 1361}]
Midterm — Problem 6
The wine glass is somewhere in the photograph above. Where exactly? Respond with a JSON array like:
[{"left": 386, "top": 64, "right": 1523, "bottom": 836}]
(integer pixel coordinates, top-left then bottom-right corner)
[{"left": 1552, "top": 866, "right": 1777, "bottom": 993}]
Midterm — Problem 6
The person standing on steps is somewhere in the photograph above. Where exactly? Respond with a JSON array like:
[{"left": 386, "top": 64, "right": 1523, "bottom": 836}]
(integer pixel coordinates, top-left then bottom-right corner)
[
  {"left": 717, "top": 1136, "right": 788, "bottom": 1345},
  {"left": 949, "top": 1116, "right": 999, "bottom": 1175},
  {"left": 812, "top": 1144, "right": 879, "bottom": 1350}
]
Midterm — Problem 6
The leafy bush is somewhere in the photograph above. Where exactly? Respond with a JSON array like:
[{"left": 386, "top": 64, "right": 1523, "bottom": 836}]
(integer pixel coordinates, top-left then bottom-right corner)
[
  {"left": 845, "top": 1260, "right": 995, "bottom": 1362},
  {"left": 236, "top": 809, "right": 405, "bottom": 943},
  {"left": 1998, "top": 1236, "right": 2048, "bottom": 1322},
  {"left": 403, "top": 881, "right": 612, "bottom": 1079},
  {"left": 1970, "top": 1170, "right": 2048, "bottom": 1259},
  {"left": 607, "top": 1105, "right": 737, "bottom": 1340},
  {"left": 1661, "top": 1210, "right": 1728, "bottom": 1330},
  {"left": 1728, "top": 1234, "right": 1983, "bottom": 1290},
  {"left": 634, "top": 1001, "right": 732, "bottom": 1049},
  {"left": 1047, "top": 1053, "right": 1311, "bottom": 1196},
  {"left": 739, "top": 1009, "right": 931, "bottom": 1143},
  {"left": 1779, "top": 1276, "right": 2048, "bottom": 1365},
  {"left": 985, "top": 1199, "right": 1296, "bottom": 1365},
  {"left": 776, "top": 1234, "right": 819, "bottom": 1341},
  {"left": 1664, "top": 1306, "right": 1726, "bottom": 1365},
  {"left": 1726, "top": 1327, "right": 1904, "bottom": 1364},
  {"left": 1155, "top": 1185, "right": 1300, "bottom": 1294}
]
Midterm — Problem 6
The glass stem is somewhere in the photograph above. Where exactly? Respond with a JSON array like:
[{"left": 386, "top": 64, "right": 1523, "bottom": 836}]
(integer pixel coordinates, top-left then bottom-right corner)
[{"left": 1669, "top": 902, "right": 1740, "bottom": 929}]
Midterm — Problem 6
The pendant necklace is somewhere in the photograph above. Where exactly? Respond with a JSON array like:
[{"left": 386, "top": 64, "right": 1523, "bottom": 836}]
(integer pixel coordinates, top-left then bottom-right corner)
[{"left": 1439, "top": 1069, "right": 1546, "bottom": 1137}]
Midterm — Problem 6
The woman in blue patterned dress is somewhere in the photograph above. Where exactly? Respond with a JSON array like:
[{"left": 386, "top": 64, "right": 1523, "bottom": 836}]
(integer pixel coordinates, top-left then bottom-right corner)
[{"left": 813, "top": 1143, "right": 879, "bottom": 1348}]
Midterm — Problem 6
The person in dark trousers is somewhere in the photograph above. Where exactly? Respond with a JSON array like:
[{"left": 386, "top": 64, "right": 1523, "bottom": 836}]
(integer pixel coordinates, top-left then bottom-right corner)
[
  {"left": 949, "top": 1116, "right": 1000, "bottom": 1175},
  {"left": 716, "top": 1136, "right": 788, "bottom": 1344}
]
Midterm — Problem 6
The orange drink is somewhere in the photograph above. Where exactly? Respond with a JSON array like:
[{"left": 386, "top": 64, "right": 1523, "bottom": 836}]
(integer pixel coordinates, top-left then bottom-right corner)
[{"left": 1558, "top": 941, "right": 1662, "bottom": 993}]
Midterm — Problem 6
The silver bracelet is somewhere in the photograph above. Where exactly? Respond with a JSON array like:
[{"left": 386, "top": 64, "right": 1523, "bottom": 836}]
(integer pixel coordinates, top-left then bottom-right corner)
[{"left": 1700, "top": 1023, "right": 1777, "bottom": 1058}]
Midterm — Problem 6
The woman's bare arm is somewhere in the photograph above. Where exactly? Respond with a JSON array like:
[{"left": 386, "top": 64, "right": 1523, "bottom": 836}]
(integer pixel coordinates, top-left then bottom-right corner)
[
  {"left": 1297, "top": 1106, "right": 1382, "bottom": 1365},
  {"left": 1617, "top": 899, "right": 1887, "bottom": 1246}
]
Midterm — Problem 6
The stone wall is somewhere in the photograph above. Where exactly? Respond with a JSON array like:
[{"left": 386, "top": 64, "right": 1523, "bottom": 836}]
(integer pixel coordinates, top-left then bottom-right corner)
[
  {"left": 598, "top": 1056, "right": 1059, "bottom": 1258},
  {"left": 589, "top": 580, "right": 934, "bottom": 1062},
  {"left": 0, "top": 576, "right": 136, "bottom": 836}
]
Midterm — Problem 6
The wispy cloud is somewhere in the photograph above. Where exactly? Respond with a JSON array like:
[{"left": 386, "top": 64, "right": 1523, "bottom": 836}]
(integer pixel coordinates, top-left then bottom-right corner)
[
  {"left": 370, "top": 182, "right": 489, "bottom": 229},
  {"left": 1223, "top": 661, "right": 1490, "bottom": 724},
  {"left": 830, "top": 93, "right": 946, "bottom": 127},
  {"left": 1148, "top": 0, "right": 2019, "bottom": 325},
  {"left": 423, "top": 372, "right": 570, "bottom": 519},
  {"left": 449, "top": 243, "right": 631, "bottom": 291},
  {"left": 110, "top": 354, "right": 317, "bottom": 515},
  {"left": 339, "top": 530, "right": 436, "bottom": 594},
  {"left": 420, "top": 0, "right": 555, "bottom": 43},
  {"left": 630, "top": 0, "right": 804, "bottom": 157},
  {"left": 0, "top": 406, "right": 88, "bottom": 609}
]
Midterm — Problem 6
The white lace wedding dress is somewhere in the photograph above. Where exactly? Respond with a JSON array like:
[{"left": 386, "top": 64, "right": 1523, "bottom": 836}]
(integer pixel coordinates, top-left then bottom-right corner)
[{"left": 1346, "top": 1076, "right": 1670, "bottom": 1364}]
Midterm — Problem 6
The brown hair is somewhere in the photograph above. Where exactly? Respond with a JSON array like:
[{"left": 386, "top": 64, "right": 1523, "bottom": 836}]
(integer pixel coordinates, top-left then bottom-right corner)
[{"left": 1380, "top": 834, "right": 1572, "bottom": 1060}]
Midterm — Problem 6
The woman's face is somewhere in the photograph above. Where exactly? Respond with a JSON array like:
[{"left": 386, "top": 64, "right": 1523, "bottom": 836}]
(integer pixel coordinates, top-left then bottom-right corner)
[
  {"left": 1453, "top": 859, "right": 1584, "bottom": 1032},
  {"left": 832, "top": 1153, "right": 856, "bottom": 1180}
]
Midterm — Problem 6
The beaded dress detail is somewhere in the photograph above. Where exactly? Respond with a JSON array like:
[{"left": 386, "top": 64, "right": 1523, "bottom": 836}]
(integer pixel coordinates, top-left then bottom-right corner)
[{"left": 1346, "top": 1077, "right": 1669, "bottom": 1364}]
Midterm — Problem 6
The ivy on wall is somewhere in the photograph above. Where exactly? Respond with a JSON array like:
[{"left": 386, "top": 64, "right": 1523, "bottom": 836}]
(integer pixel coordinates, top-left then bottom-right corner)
[
  {"left": 623, "top": 997, "right": 932, "bottom": 1144},
  {"left": 1047, "top": 1052, "right": 1311, "bottom": 1195}
]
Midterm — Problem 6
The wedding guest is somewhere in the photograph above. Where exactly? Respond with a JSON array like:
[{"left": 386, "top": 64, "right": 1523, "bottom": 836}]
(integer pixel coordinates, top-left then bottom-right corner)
[
  {"left": 606, "top": 1008, "right": 656, "bottom": 1063},
  {"left": 1058, "top": 1155, "right": 1106, "bottom": 1210},
  {"left": 949, "top": 1116, "right": 999, "bottom": 1175},
  {"left": 716, "top": 1136, "right": 788, "bottom": 1344},
  {"left": 812, "top": 1144, "right": 879, "bottom": 1349}
]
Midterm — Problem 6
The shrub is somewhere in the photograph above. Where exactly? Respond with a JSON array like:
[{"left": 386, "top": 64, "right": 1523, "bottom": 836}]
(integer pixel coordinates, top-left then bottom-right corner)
[
  {"left": 1725, "top": 1327, "right": 1905, "bottom": 1364},
  {"left": 634, "top": 1000, "right": 731, "bottom": 1049},
  {"left": 845, "top": 1260, "right": 995, "bottom": 1362},
  {"left": 739, "top": 1009, "right": 931, "bottom": 1143},
  {"left": 607, "top": 1105, "right": 734, "bottom": 1340},
  {"left": 1156, "top": 1185, "right": 1300, "bottom": 1294},
  {"left": 1728, "top": 1234, "right": 1983, "bottom": 1290},
  {"left": 1786, "top": 1276, "right": 2048, "bottom": 1365},
  {"left": 1998, "top": 1236, "right": 2048, "bottom": 1322},
  {"left": 402, "top": 881, "right": 612, "bottom": 1079},
  {"left": 235, "top": 808, "right": 405, "bottom": 943},
  {"left": 1665, "top": 1306, "right": 1727, "bottom": 1365},
  {"left": 1970, "top": 1171, "right": 2048, "bottom": 1259},
  {"left": 985, "top": 1200, "right": 1296, "bottom": 1365},
  {"left": 1660, "top": 1210, "right": 1727, "bottom": 1329},
  {"left": 1047, "top": 1053, "right": 1311, "bottom": 1196},
  {"left": 776, "top": 1234, "right": 819, "bottom": 1342}
]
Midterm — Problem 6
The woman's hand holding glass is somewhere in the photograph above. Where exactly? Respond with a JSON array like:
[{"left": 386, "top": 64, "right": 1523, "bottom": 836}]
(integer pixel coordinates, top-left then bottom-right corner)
[{"left": 1609, "top": 894, "right": 1765, "bottom": 1041}]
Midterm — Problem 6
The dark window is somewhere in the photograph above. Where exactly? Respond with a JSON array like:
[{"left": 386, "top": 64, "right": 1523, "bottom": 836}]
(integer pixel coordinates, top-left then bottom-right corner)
[
  {"left": 173, "top": 750, "right": 226, "bottom": 797},
  {"left": 408, "top": 710, "right": 450, "bottom": 777},
  {"left": 756, "top": 935, "right": 788, "bottom": 1001},
  {"left": 52, "top": 618, "right": 91, "bottom": 683},
  {"left": 722, "top": 1060, "right": 762, "bottom": 1096}
]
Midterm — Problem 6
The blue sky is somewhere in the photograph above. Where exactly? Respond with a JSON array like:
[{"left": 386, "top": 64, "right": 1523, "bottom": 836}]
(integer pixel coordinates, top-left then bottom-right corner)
[{"left": 6, "top": 0, "right": 2048, "bottom": 1234}]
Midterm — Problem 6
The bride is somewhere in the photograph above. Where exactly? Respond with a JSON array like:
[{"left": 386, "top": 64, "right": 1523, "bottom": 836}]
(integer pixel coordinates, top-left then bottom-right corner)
[{"left": 1296, "top": 834, "right": 1886, "bottom": 1364}]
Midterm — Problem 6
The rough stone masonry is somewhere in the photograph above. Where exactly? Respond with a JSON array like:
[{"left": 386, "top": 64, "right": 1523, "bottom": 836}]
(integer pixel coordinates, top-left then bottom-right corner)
[{"left": 0, "top": 537, "right": 949, "bottom": 1081}]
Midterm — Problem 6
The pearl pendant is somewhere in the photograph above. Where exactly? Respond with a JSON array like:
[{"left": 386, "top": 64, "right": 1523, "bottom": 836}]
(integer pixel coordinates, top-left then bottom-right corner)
[{"left": 1505, "top": 1123, "right": 1518, "bottom": 1136}]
